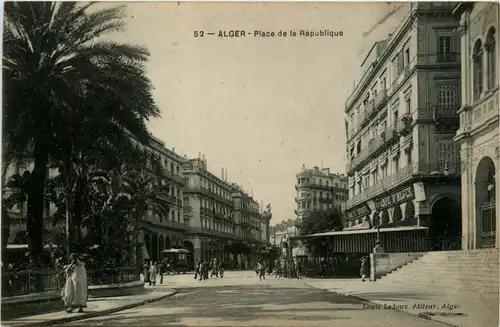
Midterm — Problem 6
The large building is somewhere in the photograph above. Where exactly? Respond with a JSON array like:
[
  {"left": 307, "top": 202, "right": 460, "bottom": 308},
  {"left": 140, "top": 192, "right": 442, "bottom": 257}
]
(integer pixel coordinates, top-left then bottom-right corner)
[
  {"left": 182, "top": 156, "right": 271, "bottom": 265},
  {"left": 343, "top": 2, "right": 463, "bottom": 246},
  {"left": 182, "top": 156, "right": 237, "bottom": 263},
  {"left": 295, "top": 165, "right": 348, "bottom": 223},
  {"left": 453, "top": 2, "right": 499, "bottom": 249},
  {"left": 141, "top": 136, "right": 188, "bottom": 262}
]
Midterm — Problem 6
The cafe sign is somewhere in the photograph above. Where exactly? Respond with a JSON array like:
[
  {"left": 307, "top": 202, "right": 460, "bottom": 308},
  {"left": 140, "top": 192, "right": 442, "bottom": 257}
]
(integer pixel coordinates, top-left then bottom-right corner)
[
  {"left": 375, "top": 185, "right": 415, "bottom": 210},
  {"left": 345, "top": 203, "right": 371, "bottom": 221}
]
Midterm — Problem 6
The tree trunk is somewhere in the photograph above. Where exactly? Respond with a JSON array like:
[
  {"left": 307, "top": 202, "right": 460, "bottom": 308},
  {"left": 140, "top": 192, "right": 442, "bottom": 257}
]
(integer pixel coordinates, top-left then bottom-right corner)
[
  {"left": 26, "top": 139, "right": 47, "bottom": 268},
  {"left": 135, "top": 212, "right": 143, "bottom": 280}
]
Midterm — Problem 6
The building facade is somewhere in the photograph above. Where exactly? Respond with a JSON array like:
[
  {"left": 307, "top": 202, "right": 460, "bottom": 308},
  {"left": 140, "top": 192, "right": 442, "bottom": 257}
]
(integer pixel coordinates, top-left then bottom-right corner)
[
  {"left": 141, "top": 136, "right": 188, "bottom": 262},
  {"left": 453, "top": 2, "right": 499, "bottom": 249},
  {"left": 343, "top": 3, "right": 463, "bottom": 246},
  {"left": 295, "top": 165, "right": 348, "bottom": 223},
  {"left": 182, "top": 156, "right": 236, "bottom": 263}
]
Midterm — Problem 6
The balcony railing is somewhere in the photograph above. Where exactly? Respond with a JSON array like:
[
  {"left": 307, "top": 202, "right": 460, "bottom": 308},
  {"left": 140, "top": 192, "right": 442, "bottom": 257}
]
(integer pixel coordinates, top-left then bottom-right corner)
[
  {"left": 188, "top": 227, "right": 236, "bottom": 239},
  {"left": 346, "top": 124, "right": 398, "bottom": 174},
  {"left": 345, "top": 161, "right": 461, "bottom": 210},
  {"left": 185, "top": 187, "right": 233, "bottom": 206},
  {"left": 162, "top": 169, "right": 186, "bottom": 185},
  {"left": 396, "top": 114, "right": 413, "bottom": 135},
  {"left": 456, "top": 87, "right": 499, "bottom": 137}
]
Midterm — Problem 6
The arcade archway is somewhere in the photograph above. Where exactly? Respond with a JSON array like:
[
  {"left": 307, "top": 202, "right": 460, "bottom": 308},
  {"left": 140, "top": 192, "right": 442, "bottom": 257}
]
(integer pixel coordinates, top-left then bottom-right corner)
[
  {"left": 381, "top": 210, "right": 390, "bottom": 225},
  {"left": 404, "top": 200, "right": 415, "bottom": 220},
  {"left": 475, "top": 156, "right": 496, "bottom": 248},
  {"left": 393, "top": 205, "right": 403, "bottom": 223},
  {"left": 428, "top": 196, "right": 461, "bottom": 250}
]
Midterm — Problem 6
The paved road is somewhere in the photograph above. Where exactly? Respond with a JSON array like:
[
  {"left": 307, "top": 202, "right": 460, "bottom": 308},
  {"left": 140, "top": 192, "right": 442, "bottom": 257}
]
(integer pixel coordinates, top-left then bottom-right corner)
[{"left": 59, "top": 272, "right": 445, "bottom": 327}]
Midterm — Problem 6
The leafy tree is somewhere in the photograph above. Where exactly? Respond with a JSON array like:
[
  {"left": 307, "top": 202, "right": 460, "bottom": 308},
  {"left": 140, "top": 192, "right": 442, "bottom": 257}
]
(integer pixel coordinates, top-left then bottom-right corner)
[
  {"left": 3, "top": 2, "right": 159, "bottom": 265},
  {"left": 299, "top": 208, "right": 344, "bottom": 236}
]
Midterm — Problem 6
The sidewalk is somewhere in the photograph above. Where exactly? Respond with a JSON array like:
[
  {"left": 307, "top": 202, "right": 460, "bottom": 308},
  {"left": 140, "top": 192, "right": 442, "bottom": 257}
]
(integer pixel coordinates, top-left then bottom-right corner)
[
  {"left": 306, "top": 279, "right": 499, "bottom": 327},
  {"left": 2, "top": 286, "right": 176, "bottom": 327}
]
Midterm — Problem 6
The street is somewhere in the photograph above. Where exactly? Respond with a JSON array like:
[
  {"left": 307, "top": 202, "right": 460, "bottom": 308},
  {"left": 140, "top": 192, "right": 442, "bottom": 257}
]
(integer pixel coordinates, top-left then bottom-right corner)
[{"left": 59, "top": 272, "right": 445, "bottom": 327}]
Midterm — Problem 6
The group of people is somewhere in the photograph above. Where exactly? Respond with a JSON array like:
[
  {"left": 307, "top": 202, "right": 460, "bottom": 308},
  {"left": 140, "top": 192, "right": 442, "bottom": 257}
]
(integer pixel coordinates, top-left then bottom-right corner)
[
  {"left": 194, "top": 258, "right": 225, "bottom": 281},
  {"left": 143, "top": 260, "right": 170, "bottom": 285}
]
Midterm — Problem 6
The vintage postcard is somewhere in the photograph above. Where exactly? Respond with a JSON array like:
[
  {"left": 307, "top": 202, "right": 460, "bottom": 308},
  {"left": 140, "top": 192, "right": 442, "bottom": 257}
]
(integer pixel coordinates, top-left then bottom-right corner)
[{"left": 1, "top": 1, "right": 499, "bottom": 326}]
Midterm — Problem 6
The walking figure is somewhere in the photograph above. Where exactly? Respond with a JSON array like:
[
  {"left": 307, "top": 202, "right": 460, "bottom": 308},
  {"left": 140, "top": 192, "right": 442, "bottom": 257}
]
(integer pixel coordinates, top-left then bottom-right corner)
[
  {"left": 149, "top": 261, "right": 158, "bottom": 286},
  {"left": 218, "top": 260, "right": 225, "bottom": 278},
  {"left": 194, "top": 260, "right": 201, "bottom": 280},
  {"left": 61, "top": 253, "right": 88, "bottom": 313},
  {"left": 257, "top": 261, "right": 266, "bottom": 281},
  {"left": 210, "top": 258, "right": 219, "bottom": 278},
  {"left": 143, "top": 262, "right": 150, "bottom": 284},
  {"left": 296, "top": 261, "right": 303, "bottom": 279}
]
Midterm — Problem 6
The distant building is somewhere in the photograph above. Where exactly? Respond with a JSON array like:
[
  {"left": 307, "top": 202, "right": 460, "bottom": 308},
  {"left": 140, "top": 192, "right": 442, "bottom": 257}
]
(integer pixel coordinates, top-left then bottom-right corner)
[
  {"left": 182, "top": 156, "right": 236, "bottom": 263},
  {"left": 453, "top": 2, "right": 499, "bottom": 249},
  {"left": 295, "top": 165, "right": 348, "bottom": 223}
]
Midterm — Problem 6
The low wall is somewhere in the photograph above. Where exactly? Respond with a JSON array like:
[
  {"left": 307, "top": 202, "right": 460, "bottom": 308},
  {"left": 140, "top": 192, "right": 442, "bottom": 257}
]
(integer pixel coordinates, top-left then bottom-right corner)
[
  {"left": 1, "top": 281, "right": 145, "bottom": 319},
  {"left": 88, "top": 281, "right": 145, "bottom": 298},
  {"left": 370, "top": 252, "right": 426, "bottom": 281},
  {"left": 1, "top": 291, "right": 63, "bottom": 320}
]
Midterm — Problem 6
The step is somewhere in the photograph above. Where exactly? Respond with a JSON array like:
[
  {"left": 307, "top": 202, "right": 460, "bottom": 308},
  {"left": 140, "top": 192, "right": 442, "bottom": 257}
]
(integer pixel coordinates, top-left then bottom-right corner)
[
  {"left": 392, "top": 265, "right": 500, "bottom": 276},
  {"left": 377, "top": 280, "right": 499, "bottom": 292},
  {"left": 374, "top": 283, "right": 500, "bottom": 297}
]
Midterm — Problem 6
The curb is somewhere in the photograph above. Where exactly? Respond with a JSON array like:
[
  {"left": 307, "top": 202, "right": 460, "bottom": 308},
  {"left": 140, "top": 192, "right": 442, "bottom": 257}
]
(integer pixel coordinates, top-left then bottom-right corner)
[
  {"left": 16, "top": 290, "right": 178, "bottom": 327},
  {"left": 305, "top": 283, "right": 459, "bottom": 327}
]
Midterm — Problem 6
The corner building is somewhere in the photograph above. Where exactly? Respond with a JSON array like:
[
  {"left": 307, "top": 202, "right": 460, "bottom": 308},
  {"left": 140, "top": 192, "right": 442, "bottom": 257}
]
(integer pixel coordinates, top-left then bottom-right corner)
[
  {"left": 182, "top": 157, "right": 236, "bottom": 264},
  {"left": 295, "top": 165, "right": 348, "bottom": 223},
  {"left": 344, "top": 3, "right": 463, "bottom": 248},
  {"left": 454, "top": 2, "right": 499, "bottom": 249}
]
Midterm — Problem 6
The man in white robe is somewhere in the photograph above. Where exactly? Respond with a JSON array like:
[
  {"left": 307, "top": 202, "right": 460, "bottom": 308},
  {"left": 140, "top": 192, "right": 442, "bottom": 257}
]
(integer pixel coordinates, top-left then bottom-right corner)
[{"left": 61, "top": 253, "right": 88, "bottom": 313}]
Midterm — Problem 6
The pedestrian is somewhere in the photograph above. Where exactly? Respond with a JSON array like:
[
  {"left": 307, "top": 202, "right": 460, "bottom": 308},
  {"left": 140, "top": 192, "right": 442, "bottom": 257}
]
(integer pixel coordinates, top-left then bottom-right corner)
[
  {"left": 257, "top": 261, "right": 266, "bottom": 281},
  {"left": 61, "top": 253, "right": 88, "bottom": 313},
  {"left": 296, "top": 261, "right": 303, "bottom": 279},
  {"left": 210, "top": 258, "right": 218, "bottom": 278},
  {"left": 203, "top": 261, "right": 209, "bottom": 280},
  {"left": 359, "top": 255, "right": 368, "bottom": 282},
  {"left": 158, "top": 260, "right": 164, "bottom": 284},
  {"left": 194, "top": 260, "right": 200, "bottom": 280},
  {"left": 149, "top": 261, "right": 158, "bottom": 286},
  {"left": 143, "top": 262, "right": 150, "bottom": 284},
  {"left": 218, "top": 260, "right": 225, "bottom": 278}
]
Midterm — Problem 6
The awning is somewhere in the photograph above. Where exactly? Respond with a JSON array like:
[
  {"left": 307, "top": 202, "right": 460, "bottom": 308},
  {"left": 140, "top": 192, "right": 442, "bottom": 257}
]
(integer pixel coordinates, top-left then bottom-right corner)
[
  {"left": 295, "top": 226, "right": 428, "bottom": 239},
  {"left": 142, "top": 244, "right": 150, "bottom": 260}
]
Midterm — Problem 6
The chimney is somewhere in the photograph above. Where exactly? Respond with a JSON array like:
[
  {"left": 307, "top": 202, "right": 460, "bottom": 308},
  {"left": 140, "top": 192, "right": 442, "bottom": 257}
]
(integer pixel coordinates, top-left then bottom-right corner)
[
  {"left": 198, "top": 152, "right": 201, "bottom": 159},
  {"left": 221, "top": 167, "right": 224, "bottom": 180}
]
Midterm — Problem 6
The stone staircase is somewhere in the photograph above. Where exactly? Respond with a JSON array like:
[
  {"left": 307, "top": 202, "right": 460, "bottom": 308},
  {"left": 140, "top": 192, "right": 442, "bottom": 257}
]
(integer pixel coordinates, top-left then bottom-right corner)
[{"left": 377, "top": 248, "right": 499, "bottom": 297}]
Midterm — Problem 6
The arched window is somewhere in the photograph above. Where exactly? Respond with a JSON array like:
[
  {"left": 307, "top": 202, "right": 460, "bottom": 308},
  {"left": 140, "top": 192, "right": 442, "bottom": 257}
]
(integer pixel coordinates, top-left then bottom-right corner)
[
  {"left": 486, "top": 28, "right": 496, "bottom": 90},
  {"left": 473, "top": 40, "right": 483, "bottom": 101}
]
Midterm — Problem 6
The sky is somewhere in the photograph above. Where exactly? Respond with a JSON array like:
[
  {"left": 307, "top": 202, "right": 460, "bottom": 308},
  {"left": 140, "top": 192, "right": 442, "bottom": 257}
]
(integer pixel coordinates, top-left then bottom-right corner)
[{"left": 104, "top": 1, "right": 408, "bottom": 225}]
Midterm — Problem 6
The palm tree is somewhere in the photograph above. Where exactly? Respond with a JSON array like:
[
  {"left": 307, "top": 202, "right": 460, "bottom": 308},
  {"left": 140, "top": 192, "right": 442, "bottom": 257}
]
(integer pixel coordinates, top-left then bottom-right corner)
[{"left": 3, "top": 2, "right": 160, "bottom": 265}]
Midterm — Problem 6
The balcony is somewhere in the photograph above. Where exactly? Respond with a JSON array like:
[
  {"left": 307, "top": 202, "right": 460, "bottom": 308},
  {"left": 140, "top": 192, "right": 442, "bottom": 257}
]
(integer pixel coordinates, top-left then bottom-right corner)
[
  {"left": 344, "top": 160, "right": 461, "bottom": 210},
  {"left": 185, "top": 187, "right": 233, "bottom": 206},
  {"left": 156, "top": 192, "right": 176, "bottom": 205},
  {"left": 346, "top": 124, "right": 398, "bottom": 174},
  {"left": 187, "top": 227, "right": 236, "bottom": 239},
  {"left": 374, "top": 89, "right": 388, "bottom": 113},
  {"left": 162, "top": 169, "right": 186, "bottom": 185},
  {"left": 396, "top": 114, "right": 413, "bottom": 136},
  {"left": 297, "top": 182, "right": 334, "bottom": 191},
  {"left": 456, "top": 87, "right": 499, "bottom": 138}
]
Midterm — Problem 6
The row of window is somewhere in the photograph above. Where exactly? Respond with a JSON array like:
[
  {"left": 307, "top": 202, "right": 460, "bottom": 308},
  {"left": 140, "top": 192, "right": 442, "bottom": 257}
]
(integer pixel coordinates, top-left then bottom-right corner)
[
  {"left": 200, "top": 177, "right": 232, "bottom": 200},
  {"left": 298, "top": 202, "right": 342, "bottom": 211},
  {"left": 297, "top": 177, "right": 347, "bottom": 189},
  {"left": 201, "top": 219, "right": 233, "bottom": 234},
  {"left": 298, "top": 191, "right": 347, "bottom": 201}
]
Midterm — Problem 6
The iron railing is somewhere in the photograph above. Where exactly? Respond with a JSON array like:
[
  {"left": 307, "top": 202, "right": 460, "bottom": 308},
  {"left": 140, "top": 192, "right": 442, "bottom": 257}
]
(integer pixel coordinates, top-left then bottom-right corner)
[
  {"left": 1, "top": 267, "right": 138, "bottom": 297},
  {"left": 423, "top": 237, "right": 462, "bottom": 252},
  {"left": 87, "top": 267, "right": 137, "bottom": 285}
]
